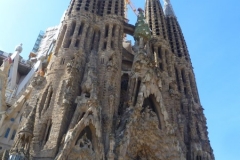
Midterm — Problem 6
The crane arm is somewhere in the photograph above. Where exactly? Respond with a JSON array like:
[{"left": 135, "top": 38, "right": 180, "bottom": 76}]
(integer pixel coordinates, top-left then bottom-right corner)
[{"left": 125, "top": 0, "right": 138, "bottom": 18}]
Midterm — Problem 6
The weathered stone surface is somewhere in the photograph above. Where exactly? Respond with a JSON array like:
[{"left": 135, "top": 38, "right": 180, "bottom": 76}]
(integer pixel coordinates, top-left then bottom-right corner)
[{"left": 8, "top": 0, "right": 214, "bottom": 160}]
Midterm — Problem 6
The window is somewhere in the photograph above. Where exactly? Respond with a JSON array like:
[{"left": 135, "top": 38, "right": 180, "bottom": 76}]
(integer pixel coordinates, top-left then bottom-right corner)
[
  {"left": 11, "top": 130, "right": 16, "bottom": 140},
  {"left": 196, "top": 155, "right": 202, "bottom": 160},
  {"left": 44, "top": 121, "right": 52, "bottom": 144},
  {"left": 75, "top": 39, "right": 80, "bottom": 48},
  {"left": 103, "top": 42, "right": 107, "bottom": 50},
  {"left": 105, "top": 25, "right": 109, "bottom": 38},
  {"left": 78, "top": 23, "right": 85, "bottom": 36},
  {"left": 4, "top": 128, "right": 10, "bottom": 138},
  {"left": 70, "top": 21, "right": 76, "bottom": 36}
]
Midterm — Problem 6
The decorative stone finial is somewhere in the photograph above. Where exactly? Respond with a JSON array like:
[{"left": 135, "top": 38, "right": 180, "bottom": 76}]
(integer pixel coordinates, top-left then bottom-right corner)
[{"left": 15, "top": 43, "right": 23, "bottom": 53}]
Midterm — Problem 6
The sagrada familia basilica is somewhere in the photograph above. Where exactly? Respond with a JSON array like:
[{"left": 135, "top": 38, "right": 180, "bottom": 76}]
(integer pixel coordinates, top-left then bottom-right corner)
[{"left": 0, "top": 0, "right": 214, "bottom": 159}]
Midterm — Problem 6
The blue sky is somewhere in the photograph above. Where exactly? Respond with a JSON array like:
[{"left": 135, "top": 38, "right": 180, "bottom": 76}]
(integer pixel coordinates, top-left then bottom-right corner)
[{"left": 0, "top": 0, "right": 239, "bottom": 159}]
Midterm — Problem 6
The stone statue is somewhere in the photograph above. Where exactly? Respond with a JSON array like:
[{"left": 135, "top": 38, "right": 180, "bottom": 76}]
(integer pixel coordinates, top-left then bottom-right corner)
[
  {"left": 77, "top": 133, "right": 93, "bottom": 150},
  {"left": 81, "top": 70, "right": 94, "bottom": 98}
]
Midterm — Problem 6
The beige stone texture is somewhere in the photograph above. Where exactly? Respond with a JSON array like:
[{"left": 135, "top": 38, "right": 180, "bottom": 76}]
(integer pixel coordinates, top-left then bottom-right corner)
[{"left": 7, "top": 0, "right": 214, "bottom": 160}]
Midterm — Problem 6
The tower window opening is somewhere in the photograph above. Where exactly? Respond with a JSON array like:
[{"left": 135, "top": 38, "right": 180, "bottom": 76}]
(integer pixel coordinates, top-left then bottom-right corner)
[
  {"left": 45, "top": 87, "right": 53, "bottom": 111},
  {"left": 118, "top": 74, "right": 129, "bottom": 116},
  {"left": 105, "top": 24, "right": 109, "bottom": 38},
  {"left": 156, "top": 28, "right": 160, "bottom": 35},
  {"left": 70, "top": 21, "right": 76, "bottom": 36},
  {"left": 78, "top": 23, "right": 85, "bottom": 36},
  {"left": 196, "top": 155, "right": 202, "bottom": 160},
  {"left": 181, "top": 103, "right": 184, "bottom": 114},
  {"left": 112, "top": 25, "right": 116, "bottom": 37},
  {"left": 99, "top": 0, "right": 105, "bottom": 16},
  {"left": 85, "top": 0, "right": 90, "bottom": 11},
  {"left": 92, "top": 0, "right": 96, "bottom": 13},
  {"left": 75, "top": 39, "right": 80, "bottom": 48},
  {"left": 115, "top": 1, "right": 119, "bottom": 14},
  {"left": 159, "top": 63, "right": 163, "bottom": 71},
  {"left": 76, "top": 0, "right": 82, "bottom": 11},
  {"left": 184, "top": 87, "right": 187, "bottom": 95},
  {"left": 120, "top": 0, "right": 124, "bottom": 16},
  {"left": 103, "top": 41, "right": 107, "bottom": 50},
  {"left": 107, "top": 1, "right": 112, "bottom": 14},
  {"left": 43, "top": 120, "right": 52, "bottom": 145},
  {"left": 151, "top": 45, "right": 154, "bottom": 55}
]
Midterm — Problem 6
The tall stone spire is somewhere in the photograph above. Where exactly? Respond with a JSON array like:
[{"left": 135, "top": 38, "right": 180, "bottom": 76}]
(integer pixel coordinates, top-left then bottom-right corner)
[
  {"left": 145, "top": 0, "right": 168, "bottom": 39},
  {"left": 163, "top": 0, "right": 175, "bottom": 17},
  {"left": 164, "top": 0, "right": 190, "bottom": 60}
]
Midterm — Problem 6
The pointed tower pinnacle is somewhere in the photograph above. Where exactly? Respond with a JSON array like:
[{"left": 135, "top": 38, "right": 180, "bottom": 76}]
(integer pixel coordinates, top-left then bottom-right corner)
[{"left": 163, "top": 0, "right": 176, "bottom": 17}]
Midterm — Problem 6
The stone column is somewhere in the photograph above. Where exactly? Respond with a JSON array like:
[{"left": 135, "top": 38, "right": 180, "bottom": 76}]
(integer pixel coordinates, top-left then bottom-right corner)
[
  {"left": 62, "top": 24, "right": 73, "bottom": 48},
  {"left": 177, "top": 68, "right": 184, "bottom": 93},
  {"left": 114, "top": 26, "right": 120, "bottom": 49},
  {"left": 153, "top": 46, "right": 159, "bottom": 67},
  {"left": 161, "top": 47, "right": 167, "bottom": 71},
  {"left": 80, "top": 24, "right": 89, "bottom": 48},
  {"left": 107, "top": 24, "right": 113, "bottom": 49}
]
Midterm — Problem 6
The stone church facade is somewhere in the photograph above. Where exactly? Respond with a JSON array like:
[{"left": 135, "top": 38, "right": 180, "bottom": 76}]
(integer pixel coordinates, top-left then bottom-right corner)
[{"left": 6, "top": 0, "right": 214, "bottom": 159}]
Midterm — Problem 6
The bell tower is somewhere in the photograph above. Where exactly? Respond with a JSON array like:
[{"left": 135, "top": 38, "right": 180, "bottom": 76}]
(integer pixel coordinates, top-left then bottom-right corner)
[{"left": 7, "top": 0, "right": 214, "bottom": 159}]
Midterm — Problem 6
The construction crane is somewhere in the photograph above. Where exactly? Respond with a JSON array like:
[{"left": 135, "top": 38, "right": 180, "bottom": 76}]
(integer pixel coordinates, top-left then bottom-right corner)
[{"left": 125, "top": 0, "right": 138, "bottom": 20}]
